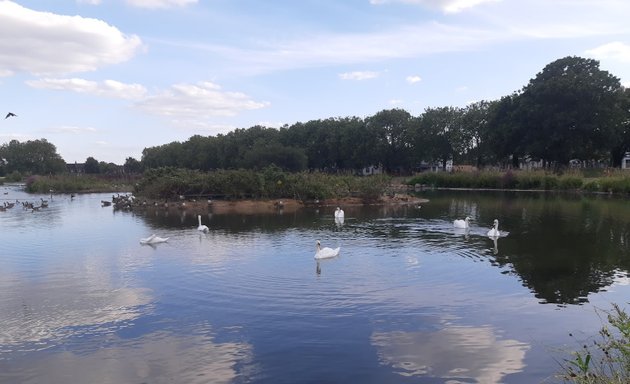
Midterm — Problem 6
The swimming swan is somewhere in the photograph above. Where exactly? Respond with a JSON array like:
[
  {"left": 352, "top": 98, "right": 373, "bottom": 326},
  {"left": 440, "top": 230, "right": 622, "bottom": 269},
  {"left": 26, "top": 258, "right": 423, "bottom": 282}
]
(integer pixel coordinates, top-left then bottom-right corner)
[
  {"left": 314, "top": 240, "right": 340, "bottom": 260},
  {"left": 453, "top": 216, "right": 471, "bottom": 229},
  {"left": 140, "top": 234, "right": 169, "bottom": 244},
  {"left": 197, "top": 214, "right": 209, "bottom": 232},
  {"left": 487, "top": 219, "right": 507, "bottom": 237},
  {"left": 334, "top": 207, "right": 344, "bottom": 219}
]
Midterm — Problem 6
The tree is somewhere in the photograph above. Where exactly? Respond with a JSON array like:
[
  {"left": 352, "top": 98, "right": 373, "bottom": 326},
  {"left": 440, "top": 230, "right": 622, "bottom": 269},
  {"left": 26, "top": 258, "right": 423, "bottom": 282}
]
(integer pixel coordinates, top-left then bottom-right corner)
[
  {"left": 417, "top": 107, "right": 464, "bottom": 170},
  {"left": 460, "top": 100, "right": 494, "bottom": 167},
  {"left": 124, "top": 157, "right": 143, "bottom": 174},
  {"left": 516, "top": 56, "right": 625, "bottom": 167},
  {"left": 485, "top": 94, "right": 526, "bottom": 168},
  {"left": 367, "top": 109, "right": 414, "bottom": 173},
  {"left": 0, "top": 139, "right": 65, "bottom": 175},
  {"left": 84, "top": 157, "right": 100, "bottom": 174}
]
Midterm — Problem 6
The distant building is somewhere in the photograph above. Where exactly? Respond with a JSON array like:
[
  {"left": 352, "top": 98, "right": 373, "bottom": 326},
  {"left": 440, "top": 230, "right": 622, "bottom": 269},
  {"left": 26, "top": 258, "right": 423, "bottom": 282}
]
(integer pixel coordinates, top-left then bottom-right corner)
[
  {"left": 66, "top": 162, "right": 85, "bottom": 174},
  {"left": 361, "top": 165, "right": 383, "bottom": 176},
  {"left": 622, "top": 153, "right": 630, "bottom": 170}
]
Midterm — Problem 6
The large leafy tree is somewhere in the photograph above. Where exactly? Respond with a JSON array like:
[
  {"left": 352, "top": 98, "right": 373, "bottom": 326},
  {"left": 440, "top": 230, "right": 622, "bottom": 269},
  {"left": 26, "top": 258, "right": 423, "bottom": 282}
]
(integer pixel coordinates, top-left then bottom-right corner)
[
  {"left": 0, "top": 139, "right": 65, "bottom": 175},
  {"left": 84, "top": 157, "right": 100, "bottom": 174},
  {"left": 417, "top": 106, "right": 464, "bottom": 170},
  {"left": 485, "top": 93, "right": 527, "bottom": 167},
  {"left": 366, "top": 109, "right": 414, "bottom": 172},
  {"left": 517, "top": 56, "right": 625, "bottom": 167}
]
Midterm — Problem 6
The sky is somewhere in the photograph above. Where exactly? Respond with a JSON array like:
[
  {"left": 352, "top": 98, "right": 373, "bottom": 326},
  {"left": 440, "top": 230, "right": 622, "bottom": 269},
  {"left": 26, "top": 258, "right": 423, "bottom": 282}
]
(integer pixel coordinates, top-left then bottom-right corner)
[{"left": 1, "top": 0, "right": 630, "bottom": 164}]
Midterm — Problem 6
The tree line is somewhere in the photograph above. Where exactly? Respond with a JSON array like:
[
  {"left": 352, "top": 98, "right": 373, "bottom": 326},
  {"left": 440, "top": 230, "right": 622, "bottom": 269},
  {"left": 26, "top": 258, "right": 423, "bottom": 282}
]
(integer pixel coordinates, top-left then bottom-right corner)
[
  {"left": 139, "top": 56, "right": 630, "bottom": 173},
  {"left": 1, "top": 56, "right": 629, "bottom": 177}
]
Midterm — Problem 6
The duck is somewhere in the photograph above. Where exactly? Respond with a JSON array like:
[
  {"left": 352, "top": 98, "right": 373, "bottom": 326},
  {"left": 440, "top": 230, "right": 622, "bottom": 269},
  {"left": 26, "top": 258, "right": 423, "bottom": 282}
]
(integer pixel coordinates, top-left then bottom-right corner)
[
  {"left": 453, "top": 216, "right": 471, "bottom": 229},
  {"left": 487, "top": 219, "right": 504, "bottom": 237},
  {"left": 197, "top": 214, "right": 209, "bottom": 232},
  {"left": 314, "top": 240, "right": 340, "bottom": 260},
  {"left": 334, "top": 207, "right": 344, "bottom": 219},
  {"left": 140, "top": 234, "right": 169, "bottom": 244}
]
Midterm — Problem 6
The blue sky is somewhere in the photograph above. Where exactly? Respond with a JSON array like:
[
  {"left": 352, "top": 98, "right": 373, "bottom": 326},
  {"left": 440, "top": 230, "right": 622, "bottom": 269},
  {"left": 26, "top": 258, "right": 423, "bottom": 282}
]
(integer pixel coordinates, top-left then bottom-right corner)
[{"left": 1, "top": 0, "right": 629, "bottom": 164}]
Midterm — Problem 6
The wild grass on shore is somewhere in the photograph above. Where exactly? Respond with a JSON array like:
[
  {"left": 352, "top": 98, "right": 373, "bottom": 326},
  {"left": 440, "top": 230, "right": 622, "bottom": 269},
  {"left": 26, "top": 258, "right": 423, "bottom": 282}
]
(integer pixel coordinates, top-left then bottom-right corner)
[
  {"left": 407, "top": 169, "right": 630, "bottom": 194},
  {"left": 25, "top": 174, "right": 138, "bottom": 194}
]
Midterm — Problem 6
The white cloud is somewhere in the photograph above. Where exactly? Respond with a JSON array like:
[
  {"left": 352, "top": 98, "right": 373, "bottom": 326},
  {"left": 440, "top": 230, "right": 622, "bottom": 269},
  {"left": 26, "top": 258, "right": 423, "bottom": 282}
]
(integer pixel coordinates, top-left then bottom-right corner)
[
  {"left": 389, "top": 99, "right": 404, "bottom": 105},
  {"left": 0, "top": 1, "right": 142, "bottom": 76},
  {"left": 135, "top": 81, "right": 269, "bottom": 119},
  {"left": 339, "top": 71, "right": 380, "bottom": 80},
  {"left": 162, "top": 2, "right": 630, "bottom": 77},
  {"left": 77, "top": 0, "right": 102, "bottom": 4},
  {"left": 125, "top": 0, "right": 197, "bottom": 9},
  {"left": 585, "top": 41, "right": 630, "bottom": 63},
  {"left": 369, "top": 0, "right": 501, "bottom": 13},
  {"left": 49, "top": 126, "right": 98, "bottom": 134},
  {"left": 406, "top": 75, "right": 422, "bottom": 84},
  {"left": 27, "top": 78, "right": 148, "bottom": 100}
]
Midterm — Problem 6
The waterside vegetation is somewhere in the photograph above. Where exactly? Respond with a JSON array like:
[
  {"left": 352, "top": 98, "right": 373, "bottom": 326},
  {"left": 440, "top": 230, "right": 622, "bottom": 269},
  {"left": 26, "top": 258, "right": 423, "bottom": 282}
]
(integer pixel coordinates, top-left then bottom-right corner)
[
  {"left": 407, "top": 169, "right": 630, "bottom": 194},
  {"left": 558, "top": 304, "right": 630, "bottom": 383}
]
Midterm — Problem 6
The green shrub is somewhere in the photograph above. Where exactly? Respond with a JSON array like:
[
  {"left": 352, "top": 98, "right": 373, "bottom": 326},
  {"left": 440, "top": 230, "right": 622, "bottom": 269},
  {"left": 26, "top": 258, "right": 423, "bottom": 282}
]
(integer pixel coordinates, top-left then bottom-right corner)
[
  {"left": 6, "top": 171, "right": 23, "bottom": 182},
  {"left": 558, "top": 304, "right": 630, "bottom": 383},
  {"left": 134, "top": 167, "right": 391, "bottom": 201}
]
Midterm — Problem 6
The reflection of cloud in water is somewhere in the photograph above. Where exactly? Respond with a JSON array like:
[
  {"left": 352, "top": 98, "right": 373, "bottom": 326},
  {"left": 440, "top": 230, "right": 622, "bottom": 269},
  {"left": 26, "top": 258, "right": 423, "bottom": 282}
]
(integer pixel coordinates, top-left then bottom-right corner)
[
  {"left": 612, "top": 271, "right": 630, "bottom": 286},
  {"left": 371, "top": 325, "right": 529, "bottom": 383},
  {"left": 0, "top": 253, "right": 152, "bottom": 351},
  {"left": 2, "top": 328, "right": 253, "bottom": 384}
]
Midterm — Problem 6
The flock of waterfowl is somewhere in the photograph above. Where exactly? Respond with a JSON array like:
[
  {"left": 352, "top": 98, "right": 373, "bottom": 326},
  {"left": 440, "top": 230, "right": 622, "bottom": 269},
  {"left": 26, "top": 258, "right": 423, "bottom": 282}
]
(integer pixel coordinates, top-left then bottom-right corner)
[{"left": 0, "top": 196, "right": 49, "bottom": 212}]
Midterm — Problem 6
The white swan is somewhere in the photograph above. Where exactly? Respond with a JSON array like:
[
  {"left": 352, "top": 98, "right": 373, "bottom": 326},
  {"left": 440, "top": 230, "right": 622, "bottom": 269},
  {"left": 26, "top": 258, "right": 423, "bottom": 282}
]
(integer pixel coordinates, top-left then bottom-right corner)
[
  {"left": 197, "top": 214, "right": 209, "bottom": 232},
  {"left": 314, "top": 240, "right": 340, "bottom": 260},
  {"left": 487, "top": 219, "right": 503, "bottom": 237},
  {"left": 140, "top": 234, "right": 169, "bottom": 244},
  {"left": 334, "top": 207, "right": 344, "bottom": 219},
  {"left": 453, "top": 216, "right": 471, "bottom": 229}
]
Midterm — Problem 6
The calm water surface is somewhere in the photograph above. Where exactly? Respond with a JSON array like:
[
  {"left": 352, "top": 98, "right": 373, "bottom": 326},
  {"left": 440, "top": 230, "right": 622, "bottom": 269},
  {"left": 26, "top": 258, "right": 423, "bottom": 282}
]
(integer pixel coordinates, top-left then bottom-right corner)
[{"left": 2, "top": 184, "right": 630, "bottom": 383}]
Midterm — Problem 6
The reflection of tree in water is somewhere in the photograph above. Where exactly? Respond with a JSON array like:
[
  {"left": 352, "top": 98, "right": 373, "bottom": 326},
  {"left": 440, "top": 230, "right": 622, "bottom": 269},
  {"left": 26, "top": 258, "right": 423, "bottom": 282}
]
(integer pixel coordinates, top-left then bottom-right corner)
[{"left": 491, "top": 197, "right": 630, "bottom": 305}]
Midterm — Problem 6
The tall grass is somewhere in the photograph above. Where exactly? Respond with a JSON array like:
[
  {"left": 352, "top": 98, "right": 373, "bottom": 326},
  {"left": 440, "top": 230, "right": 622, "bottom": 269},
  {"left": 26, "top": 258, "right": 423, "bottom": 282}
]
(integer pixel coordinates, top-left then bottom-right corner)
[
  {"left": 557, "top": 304, "right": 630, "bottom": 383},
  {"left": 25, "top": 174, "right": 137, "bottom": 193},
  {"left": 406, "top": 170, "right": 630, "bottom": 194}
]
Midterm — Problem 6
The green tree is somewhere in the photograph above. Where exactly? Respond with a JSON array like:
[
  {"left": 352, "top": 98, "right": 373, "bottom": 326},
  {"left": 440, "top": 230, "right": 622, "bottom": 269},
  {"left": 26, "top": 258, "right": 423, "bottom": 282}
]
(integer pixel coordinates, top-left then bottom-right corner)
[
  {"left": 124, "top": 157, "right": 143, "bottom": 174},
  {"left": 517, "top": 56, "right": 625, "bottom": 167},
  {"left": 485, "top": 94, "right": 526, "bottom": 168},
  {"left": 84, "top": 157, "right": 100, "bottom": 174},
  {"left": 0, "top": 139, "right": 65, "bottom": 175},
  {"left": 367, "top": 109, "right": 414, "bottom": 173},
  {"left": 418, "top": 107, "right": 464, "bottom": 170}
]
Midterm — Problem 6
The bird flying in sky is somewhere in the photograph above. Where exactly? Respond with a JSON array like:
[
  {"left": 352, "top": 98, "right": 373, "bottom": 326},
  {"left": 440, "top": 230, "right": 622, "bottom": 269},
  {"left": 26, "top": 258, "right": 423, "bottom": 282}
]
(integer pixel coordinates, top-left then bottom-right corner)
[{"left": 5, "top": 112, "right": 17, "bottom": 119}]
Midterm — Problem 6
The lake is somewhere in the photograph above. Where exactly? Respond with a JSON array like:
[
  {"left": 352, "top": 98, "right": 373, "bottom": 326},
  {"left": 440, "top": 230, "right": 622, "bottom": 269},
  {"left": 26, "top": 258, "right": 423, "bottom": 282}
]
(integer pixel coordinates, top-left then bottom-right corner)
[{"left": 1, "top": 184, "right": 630, "bottom": 383}]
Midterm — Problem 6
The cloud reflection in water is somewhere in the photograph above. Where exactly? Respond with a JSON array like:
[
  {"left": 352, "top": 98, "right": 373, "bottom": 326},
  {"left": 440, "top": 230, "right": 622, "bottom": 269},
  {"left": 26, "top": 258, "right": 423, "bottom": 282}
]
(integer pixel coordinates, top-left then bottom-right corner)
[{"left": 371, "top": 325, "right": 529, "bottom": 383}]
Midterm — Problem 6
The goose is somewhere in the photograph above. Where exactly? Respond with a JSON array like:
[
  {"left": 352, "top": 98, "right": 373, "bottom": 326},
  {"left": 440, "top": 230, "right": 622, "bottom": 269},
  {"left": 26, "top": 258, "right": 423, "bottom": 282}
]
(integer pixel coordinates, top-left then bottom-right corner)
[
  {"left": 453, "top": 216, "right": 471, "bottom": 229},
  {"left": 140, "top": 234, "right": 169, "bottom": 244},
  {"left": 314, "top": 240, "right": 340, "bottom": 260},
  {"left": 334, "top": 207, "right": 344, "bottom": 219},
  {"left": 197, "top": 214, "right": 209, "bottom": 232},
  {"left": 487, "top": 219, "right": 504, "bottom": 237}
]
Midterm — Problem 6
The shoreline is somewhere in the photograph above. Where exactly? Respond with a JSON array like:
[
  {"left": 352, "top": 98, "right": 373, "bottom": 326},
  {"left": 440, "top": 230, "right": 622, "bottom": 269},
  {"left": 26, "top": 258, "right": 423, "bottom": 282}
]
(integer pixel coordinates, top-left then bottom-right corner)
[{"left": 121, "top": 193, "right": 428, "bottom": 215}]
